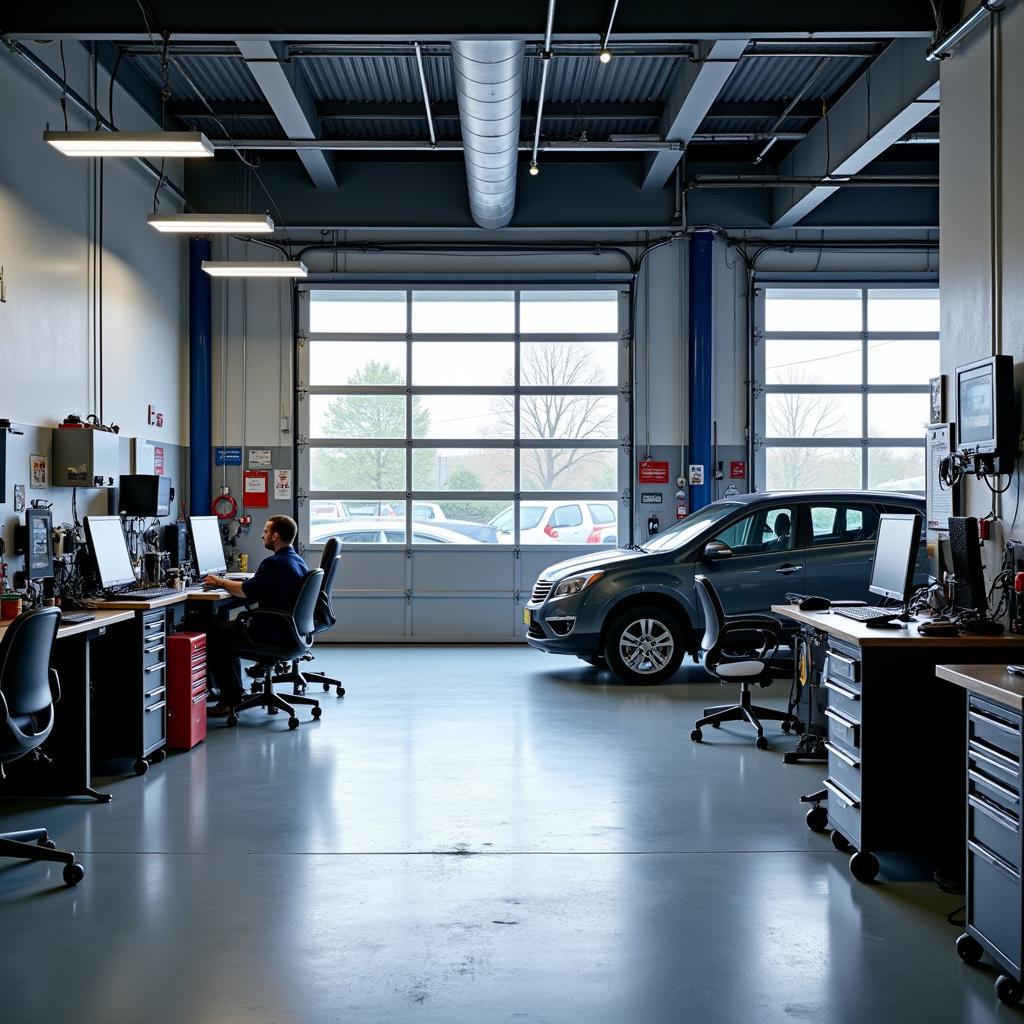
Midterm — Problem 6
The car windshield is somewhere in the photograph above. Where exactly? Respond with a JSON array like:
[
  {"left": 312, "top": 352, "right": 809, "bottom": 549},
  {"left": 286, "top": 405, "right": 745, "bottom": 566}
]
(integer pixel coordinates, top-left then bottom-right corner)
[{"left": 643, "top": 502, "right": 741, "bottom": 553}]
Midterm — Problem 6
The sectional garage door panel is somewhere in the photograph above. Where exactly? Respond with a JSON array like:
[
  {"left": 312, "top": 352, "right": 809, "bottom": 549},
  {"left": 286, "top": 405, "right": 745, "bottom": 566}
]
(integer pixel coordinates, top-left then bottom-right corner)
[
  {"left": 411, "top": 549, "right": 515, "bottom": 593},
  {"left": 411, "top": 597, "right": 518, "bottom": 639}
]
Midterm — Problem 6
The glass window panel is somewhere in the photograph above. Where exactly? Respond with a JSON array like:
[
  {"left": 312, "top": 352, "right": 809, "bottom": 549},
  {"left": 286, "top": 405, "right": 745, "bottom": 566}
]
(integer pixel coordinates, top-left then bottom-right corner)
[
  {"left": 811, "top": 506, "right": 839, "bottom": 537},
  {"left": 867, "top": 339, "right": 940, "bottom": 385},
  {"left": 520, "top": 394, "right": 618, "bottom": 440},
  {"left": 309, "top": 525, "right": 384, "bottom": 545},
  {"left": 310, "top": 395, "right": 405, "bottom": 439},
  {"left": 868, "top": 394, "right": 930, "bottom": 439},
  {"left": 868, "top": 447, "right": 926, "bottom": 491},
  {"left": 412, "top": 448, "right": 514, "bottom": 491},
  {"left": 765, "top": 447, "right": 861, "bottom": 490},
  {"left": 588, "top": 502, "right": 616, "bottom": 525},
  {"left": 520, "top": 448, "right": 618, "bottom": 491},
  {"left": 310, "top": 290, "right": 406, "bottom": 334},
  {"left": 519, "top": 290, "right": 619, "bottom": 333},
  {"left": 309, "top": 341, "right": 406, "bottom": 386},
  {"left": 520, "top": 340, "right": 618, "bottom": 386},
  {"left": 411, "top": 341, "right": 514, "bottom": 386},
  {"left": 309, "top": 447, "right": 405, "bottom": 491},
  {"left": 765, "top": 339, "right": 863, "bottom": 386},
  {"left": 411, "top": 291, "right": 514, "bottom": 333},
  {"left": 765, "top": 289, "right": 862, "bottom": 332},
  {"left": 414, "top": 395, "right": 511, "bottom": 440},
  {"left": 867, "top": 288, "right": 940, "bottom": 332},
  {"left": 766, "top": 394, "right": 861, "bottom": 439}
]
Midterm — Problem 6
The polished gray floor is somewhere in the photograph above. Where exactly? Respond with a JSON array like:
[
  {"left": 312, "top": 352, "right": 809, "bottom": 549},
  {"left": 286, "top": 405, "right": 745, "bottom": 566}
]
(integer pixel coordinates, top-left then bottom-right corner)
[{"left": 0, "top": 647, "right": 1006, "bottom": 1023}]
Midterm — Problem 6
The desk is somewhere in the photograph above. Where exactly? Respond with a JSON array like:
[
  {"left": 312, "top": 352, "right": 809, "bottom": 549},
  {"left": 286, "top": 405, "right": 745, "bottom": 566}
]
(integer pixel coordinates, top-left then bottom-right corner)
[
  {"left": 774, "top": 606, "right": 1024, "bottom": 883},
  {"left": 0, "top": 610, "right": 134, "bottom": 802}
]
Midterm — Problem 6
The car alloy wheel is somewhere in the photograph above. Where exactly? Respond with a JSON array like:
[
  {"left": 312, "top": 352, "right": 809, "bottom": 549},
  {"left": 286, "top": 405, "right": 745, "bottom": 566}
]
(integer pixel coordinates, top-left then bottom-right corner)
[{"left": 603, "top": 604, "right": 685, "bottom": 685}]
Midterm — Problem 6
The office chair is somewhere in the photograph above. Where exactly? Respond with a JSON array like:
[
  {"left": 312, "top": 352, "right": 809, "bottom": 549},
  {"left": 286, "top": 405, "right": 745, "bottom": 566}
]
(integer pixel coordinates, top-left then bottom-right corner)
[
  {"left": 0, "top": 607, "right": 85, "bottom": 886},
  {"left": 226, "top": 569, "right": 325, "bottom": 729},
  {"left": 689, "top": 575, "right": 800, "bottom": 750},
  {"left": 264, "top": 538, "right": 345, "bottom": 698}
]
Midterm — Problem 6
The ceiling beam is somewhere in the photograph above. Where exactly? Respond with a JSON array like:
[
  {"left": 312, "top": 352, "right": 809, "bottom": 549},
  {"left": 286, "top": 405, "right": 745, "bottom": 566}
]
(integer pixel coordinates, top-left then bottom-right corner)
[
  {"left": 234, "top": 40, "right": 337, "bottom": 189},
  {"left": 771, "top": 38, "right": 939, "bottom": 227},
  {"left": 641, "top": 39, "right": 748, "bottom": 190}
]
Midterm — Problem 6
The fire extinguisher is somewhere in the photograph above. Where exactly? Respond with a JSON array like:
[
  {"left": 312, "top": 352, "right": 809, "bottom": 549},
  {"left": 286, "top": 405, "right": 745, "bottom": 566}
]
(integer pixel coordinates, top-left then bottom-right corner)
[{"left": 675, "top": 488, "right": 688, "bottom": 520}]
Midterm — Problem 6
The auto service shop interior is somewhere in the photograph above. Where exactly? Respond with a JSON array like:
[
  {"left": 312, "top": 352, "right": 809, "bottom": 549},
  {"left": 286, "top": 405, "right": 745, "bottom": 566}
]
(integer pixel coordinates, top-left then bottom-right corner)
[{"left": 2, "top": 2, "right": 1024, "bottom": 1021}]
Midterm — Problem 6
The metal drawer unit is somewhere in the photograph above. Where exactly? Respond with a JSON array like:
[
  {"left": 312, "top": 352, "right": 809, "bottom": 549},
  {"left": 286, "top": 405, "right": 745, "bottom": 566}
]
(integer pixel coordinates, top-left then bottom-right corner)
[
  {"left": 958, "top": 695, "right": 1024, "bottom": 1002},
  {"left": 167, "top": 631, "right": 207, "bottom": 751},
  {"left": 137, "top": 609, "right": 168, "bottom": 773}
]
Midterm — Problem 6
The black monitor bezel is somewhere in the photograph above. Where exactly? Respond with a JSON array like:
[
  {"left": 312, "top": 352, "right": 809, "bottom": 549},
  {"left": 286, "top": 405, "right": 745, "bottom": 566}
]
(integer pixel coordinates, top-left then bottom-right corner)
[
  {"left": 954, "top": 354, "right": 1015, "bottom": 459},
  {"left": 24, "top": 508, "right": 54, "bottom": 581},
  {"left": 83, "top": 515, "right": 137, "bottom": 590},
  {"left": 868, "top": 512, "right": 922, "bottom": 605},
  {"left": 186, "top": 515, "right": 227, "bottom": 576}
]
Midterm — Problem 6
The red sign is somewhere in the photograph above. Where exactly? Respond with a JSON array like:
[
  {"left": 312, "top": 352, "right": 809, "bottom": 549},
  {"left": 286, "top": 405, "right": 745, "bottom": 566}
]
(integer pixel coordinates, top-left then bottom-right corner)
[
  {"left": 729, "top": 461, "right": 746, "bottom": 479},
  {"left": 638, "top": 460, "right": 670, "bottom": 484},
  {"left": 243, "top": 470, "right": 270, "bottom": 508},
  {"left": 153, "top": 446, "right": 165, "bottom": 476}
]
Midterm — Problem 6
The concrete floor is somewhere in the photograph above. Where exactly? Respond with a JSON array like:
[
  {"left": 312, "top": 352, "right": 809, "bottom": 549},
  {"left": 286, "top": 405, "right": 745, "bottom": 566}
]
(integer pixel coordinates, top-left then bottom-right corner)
[{"left": 0, "top": 646, "right": 1008, "bottom": 1023}]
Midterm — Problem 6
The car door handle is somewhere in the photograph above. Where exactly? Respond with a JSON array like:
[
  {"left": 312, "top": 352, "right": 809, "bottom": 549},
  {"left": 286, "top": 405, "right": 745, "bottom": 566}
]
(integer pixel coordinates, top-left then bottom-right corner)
[{"left": 775, "top": 565, "right": 803, "bottom": 575}]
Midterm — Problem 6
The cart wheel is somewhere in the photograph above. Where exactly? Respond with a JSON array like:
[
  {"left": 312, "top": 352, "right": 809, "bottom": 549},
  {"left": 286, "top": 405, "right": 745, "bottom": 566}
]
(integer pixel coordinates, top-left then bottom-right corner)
[
  {"left": 38, "top": 838, "right": 56, "bottom": 850},
  {"left": 831, "top": 829, "right": 852, "bottom": 852},
  {"left": 227, "top": 714, "right": 238, "bottom": 727},
  {"left": 311, "top": 706, "right": 322, "bottom": 720},
  {"left": 755, "top": 736, "right": 769, "bottom": 751},
  {"left": 805, "top": 805, "right": 828, "bottom": 832},
  {"left": 322, "top": 682, "right": 331, "bottom": 692},
  {"left": 150, "top": 749, "right": 166, "bottom": 764},
  {"left": 690, "top": 728, "right": 702, "bottom": 743},
  {"left": 781, "top": 720, "right": 792, "bottom": 734},
  {"left": 955, "top": 933, "right": 984, "bottom": 965},
  {"left": 792, "top": 719, "right": 805, "bottom": 735},
  {"left": 336, "top": 685, "right": 345, "bottom": 697},
  {"left": 62, "top": 862, "right": 85, "bottom": 887},
  {"left": 996, "top": 975, "right": 1023, "bottom": 1006},
  {"left": 288, "top": 716, "right": 300, "bottom": 729},
  {"left": 849, "top": 850, "right": 879, "bottom": 883},
  {"left": 133, "top": 758, "right": 149, "bottom": 776}
]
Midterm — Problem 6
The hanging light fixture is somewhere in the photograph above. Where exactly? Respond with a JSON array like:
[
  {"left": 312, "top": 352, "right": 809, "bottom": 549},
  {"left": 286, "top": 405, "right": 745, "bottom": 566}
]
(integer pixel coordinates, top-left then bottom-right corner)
[
  {"left": 201, "top": 261, "right": 307, "bottom": 278},
  {"left": 148, "top": 213, "right": 274, "bottom": 234},
  {"left": 44, "top": 130, "right": 215, "bottom": 158}
]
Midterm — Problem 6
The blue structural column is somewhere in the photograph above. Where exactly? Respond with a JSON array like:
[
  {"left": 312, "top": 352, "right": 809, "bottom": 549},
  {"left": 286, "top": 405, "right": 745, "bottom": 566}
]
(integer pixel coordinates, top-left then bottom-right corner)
[
  {"left": 687, "top": 230, "right": 714, "bottom": 513},
  {"left": 188, "top": 237, "right": 212, "bottom": 516}
]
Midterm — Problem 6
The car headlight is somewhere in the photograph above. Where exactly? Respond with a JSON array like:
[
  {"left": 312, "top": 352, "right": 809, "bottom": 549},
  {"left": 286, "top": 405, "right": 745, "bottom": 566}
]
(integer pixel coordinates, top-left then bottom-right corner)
[{"left": 551, "top": 571, "right": 604, "bottom": 600}]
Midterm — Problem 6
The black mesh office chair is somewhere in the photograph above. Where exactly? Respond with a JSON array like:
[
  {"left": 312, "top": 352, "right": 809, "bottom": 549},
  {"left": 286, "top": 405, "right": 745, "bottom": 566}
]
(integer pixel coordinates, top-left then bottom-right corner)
[
  {"left": 689, "top": 575, "right": 800, "bottom": 750},
  {"left": 226, "top": 569, "right": 324, "bottom": 729},
  {"left": 265, "top": 538, "right": 345, "bottom": 698},
  {"left": 0, "top": 608, "right": 85, "bottom": 886}
]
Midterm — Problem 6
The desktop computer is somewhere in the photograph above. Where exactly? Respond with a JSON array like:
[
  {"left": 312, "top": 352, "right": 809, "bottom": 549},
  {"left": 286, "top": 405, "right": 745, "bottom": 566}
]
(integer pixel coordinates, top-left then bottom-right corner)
[
  {"left": 187, "top": 516, "right": 228, "bottom": 577},
  {"left": 948, "top": 516, "right": 1003, "bottom": 634},
  {"left": 82, "top": 516, "right": 177, "bottom": 601}
]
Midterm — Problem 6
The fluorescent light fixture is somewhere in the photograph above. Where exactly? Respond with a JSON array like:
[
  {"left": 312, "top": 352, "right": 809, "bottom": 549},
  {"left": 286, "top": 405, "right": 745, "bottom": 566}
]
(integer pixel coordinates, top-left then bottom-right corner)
[
  {"left": 148, "top": 213, "right": 275, "bottom": 234},
  {"left": 599, "top": 49, "right": 612, "bottom": 63},
  {"left": 44, "top": 130, "right": 215, "bottom": 157},
  {"left": 201, "top": 261, "right": 308, "bottom": 278}
]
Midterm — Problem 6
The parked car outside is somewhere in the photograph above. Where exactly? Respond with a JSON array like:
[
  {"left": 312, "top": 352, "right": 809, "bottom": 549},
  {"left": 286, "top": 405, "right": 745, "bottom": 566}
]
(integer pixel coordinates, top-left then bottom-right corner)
[
  {"left": 311, "top": 518, "right": 484, "bottom": 545},
  {"left": 523, "top": 490, "right": 927, "bottom": 685},
  {"left": 312, "top": 500, "right": 447, "bottom": 520},
  {"left": 489, "top": 500, "right": 618, "bottom": 544}
]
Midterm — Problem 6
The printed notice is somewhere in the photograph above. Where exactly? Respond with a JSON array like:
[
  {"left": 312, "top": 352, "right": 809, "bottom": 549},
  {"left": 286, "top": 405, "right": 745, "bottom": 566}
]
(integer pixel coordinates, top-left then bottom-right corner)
[{"left": 926, "top": 424, "right": 954, "bottom": 532}]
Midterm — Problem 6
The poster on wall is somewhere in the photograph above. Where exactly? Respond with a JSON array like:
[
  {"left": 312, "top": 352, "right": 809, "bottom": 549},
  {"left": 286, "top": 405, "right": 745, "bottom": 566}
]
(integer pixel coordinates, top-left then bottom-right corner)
[
  {"left": 274, "top": 469, "right": 292, "bottom": 501},
  {"left": 243, "top": 470, "right": 270, "bottom": 508},
  {"left": 249, "top": 448, "right": 272, "bottom": 468},
  {"left": 29, "top": 454, "right": 47, "bottom": 489}
]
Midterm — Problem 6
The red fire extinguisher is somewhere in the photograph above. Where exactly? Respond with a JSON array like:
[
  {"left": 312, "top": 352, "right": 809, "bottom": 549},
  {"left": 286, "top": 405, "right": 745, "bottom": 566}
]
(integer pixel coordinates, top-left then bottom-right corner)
[{"left": 675, "top": 488, "right": 688, "bottom": 520}]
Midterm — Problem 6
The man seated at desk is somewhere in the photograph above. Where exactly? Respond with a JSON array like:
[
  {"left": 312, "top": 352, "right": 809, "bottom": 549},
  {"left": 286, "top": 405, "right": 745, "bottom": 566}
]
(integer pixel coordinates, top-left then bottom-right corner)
[{"left": 202, "top": 514, "right": 308, "bottom": 716}]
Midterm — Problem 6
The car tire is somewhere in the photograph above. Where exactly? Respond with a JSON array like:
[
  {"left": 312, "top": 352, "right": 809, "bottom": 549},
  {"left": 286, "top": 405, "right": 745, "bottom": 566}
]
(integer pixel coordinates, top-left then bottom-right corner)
[{"left": 603, "top": 605, "right": 686, "bottom": 685}]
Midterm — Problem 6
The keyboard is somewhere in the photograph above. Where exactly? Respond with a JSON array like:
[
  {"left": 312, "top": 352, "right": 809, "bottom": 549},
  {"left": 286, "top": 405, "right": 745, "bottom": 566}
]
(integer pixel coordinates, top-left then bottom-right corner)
[
  {"left": 103, "top": 586, "right": 178, "bottom": 601},
  {"left": 834, "top": 605, "right": 899, "bottom": 624},
  {"left": 61, "top": 612, "right": 96, "bottom": 624}
]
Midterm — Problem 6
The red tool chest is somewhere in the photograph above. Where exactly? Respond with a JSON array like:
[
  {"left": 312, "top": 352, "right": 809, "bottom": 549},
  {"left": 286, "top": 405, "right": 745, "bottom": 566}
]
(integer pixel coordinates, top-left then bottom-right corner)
[{"left": 166, "top": 632, "right": 207, "bottom": 751}]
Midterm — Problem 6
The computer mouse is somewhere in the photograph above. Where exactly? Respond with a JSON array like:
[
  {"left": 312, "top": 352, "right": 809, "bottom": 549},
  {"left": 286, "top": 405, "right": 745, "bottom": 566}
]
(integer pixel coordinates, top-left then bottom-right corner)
[
  {"left": 799, "top": 596, "right": 831, "bottom": 612},
  {"left": 917, "top": 621, "right": 959, "bottom": 637}
]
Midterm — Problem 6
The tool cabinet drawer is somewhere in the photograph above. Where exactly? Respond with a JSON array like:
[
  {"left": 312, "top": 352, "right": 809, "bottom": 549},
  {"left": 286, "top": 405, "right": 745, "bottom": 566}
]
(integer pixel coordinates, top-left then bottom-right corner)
[
  {"left": 824, "top": 649, "right": 860, "bottom": 686},
  {"left": 823, "top": 676, "right": 862, "bottom": 725},
  {"left": 969, "top": 698, "right": 1022, "bottom": 763},
  {"left": 825, "top": 707, "right": 860, "bottom": 755},
  {"left": 825, "top": 740, "right": 862, "bottom": 802},
  {"left": 968, "top": 841, "right": 1022, "bottom": 973},
  {"left": 969, "top": 796, "right": 1022, "bottom": 872},
  {"left": 825, "top": 777, "right": 861, "bottom": 847}
]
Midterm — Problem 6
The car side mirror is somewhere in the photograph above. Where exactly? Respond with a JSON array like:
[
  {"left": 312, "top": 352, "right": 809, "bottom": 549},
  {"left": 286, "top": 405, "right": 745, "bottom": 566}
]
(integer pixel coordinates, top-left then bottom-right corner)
[{"left": 703, "top": 541, "right": 733, "bottom": 561}]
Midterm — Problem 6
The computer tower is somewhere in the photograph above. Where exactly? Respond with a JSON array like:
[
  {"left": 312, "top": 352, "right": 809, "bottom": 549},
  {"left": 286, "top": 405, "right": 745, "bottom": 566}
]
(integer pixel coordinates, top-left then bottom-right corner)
[{"left": 161, "top": 522, "right": 188, "bottom": 567}]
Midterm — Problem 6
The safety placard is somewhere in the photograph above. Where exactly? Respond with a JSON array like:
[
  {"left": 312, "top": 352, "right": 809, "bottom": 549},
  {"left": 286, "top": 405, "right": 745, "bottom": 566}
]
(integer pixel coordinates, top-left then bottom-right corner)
[
  {"left": 243, "top": 470, "right": 270, "bottom": 508},
  {"left": 215, "top": 447, "right": 242, "bottom": 466},
  {"left": 638, "top": 460, "right": 670, "bottom": 484},
  {"left": 729, "top": 461, "right": 746, "bottom": 479},
  {"left": 248, "top": 448, "right": 272, "bottom": 468},
  {"left": 274, "top": 469, "right": 292, "bottom": 501},
  {"left": 688, "top": 464, "right": 705, "bottom": 486}
]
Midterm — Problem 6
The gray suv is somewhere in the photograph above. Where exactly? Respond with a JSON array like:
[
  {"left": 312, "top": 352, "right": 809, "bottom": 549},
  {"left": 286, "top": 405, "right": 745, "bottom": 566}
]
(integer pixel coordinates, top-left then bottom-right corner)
[{"left": 524, "top": 490, "right": 926, "bottom": 684}]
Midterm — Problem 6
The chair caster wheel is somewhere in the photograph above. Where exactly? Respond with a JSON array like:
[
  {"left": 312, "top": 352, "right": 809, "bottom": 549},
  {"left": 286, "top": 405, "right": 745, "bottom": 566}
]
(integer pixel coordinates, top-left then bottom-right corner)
[
  {"left": 849, "top": 850, "right": 879, "bottom": 883},
  {"left": 133, "top": 758, "right": 149, "bottom": 776},
  {"left": 63, "top": 862, "right": 85, "bottom": 887},
  {"left": 336, "top": 686, "right": 345, "bottom": 697},
  {"left": 805, "top": 805, "right": 828, "bottom": 832},
  {"left": 227, "top": 714, "right": 238, "bottom": 727},
  {"left": 150, "top": 749, "right": 166, "bottom": 764},
  {"left": 755, "top": 736, "right": 768, "bottom": 750},
  {"left": 996, "top": 975, "right": 1023, "bottom": 1006},
  {"left": 690, "top": 728, "right": 702, "bottom": 742},
  {"left": 781, "top": 720, "right": 792, "bottom": 734},
  {"left": 311, "top": 706, "right": 322, "bottom": 720},
  {"left": 38, "top": 838, "right": 56, "bottom": 849},
  {"left": 322, "top": 682, "right": 331, "bottom": 692},
  {"left": 831, "top": 829, "right": 852, "bottom": 852},
  {"left": 792, "top": 719, "right": 805, "bottom": 734},
  {"left": 269, "top": 707, "right": 279, "bottom": 715},
  {"left": 711, "top": 721, "right": 720, "bottom": 728},
  {"left": 288, "top": 716, "right": 300, "bottom": 729},
  {"left": 956, "top": 933, "right": 984, "bottom": 965}
]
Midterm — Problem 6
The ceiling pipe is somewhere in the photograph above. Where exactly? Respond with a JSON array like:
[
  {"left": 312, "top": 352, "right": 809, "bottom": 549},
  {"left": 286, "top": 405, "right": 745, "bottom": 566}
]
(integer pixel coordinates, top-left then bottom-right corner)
[
  {"left": 927, "top": 0, "right": 1008, "bottom": 61},
  {"left": 211, "top": 137, "right": 682, "bottom": 152},
  {"left": 753, "top": 56, "right": 832, "bottom": 165},
  {"left": 530, "top": 0, "right": 558, "bottom": 175},
  {"left": 413, "top": 43, "right": 436, "bottom": 145}
]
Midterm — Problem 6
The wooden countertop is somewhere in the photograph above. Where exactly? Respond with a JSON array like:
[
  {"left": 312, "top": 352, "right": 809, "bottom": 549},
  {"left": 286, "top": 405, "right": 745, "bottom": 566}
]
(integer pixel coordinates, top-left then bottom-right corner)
[
  {"left": 936, "top": 664, "right": 1024, "bottom": 710},
  {"left": 92, "top": 592, "right": 189, "bottom": 610},
  {"left": 772, "top": 605, "right": 1024, "bottom": 648},
  {"left": 0, "top": 608, "right": 135, "bottom": 639}
]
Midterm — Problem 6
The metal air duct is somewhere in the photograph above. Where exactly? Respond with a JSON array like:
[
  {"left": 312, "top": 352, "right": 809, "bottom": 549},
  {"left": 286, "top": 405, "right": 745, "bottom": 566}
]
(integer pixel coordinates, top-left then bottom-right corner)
[{"left": 451, "top": 41, "right": 525, "bottom": 230}]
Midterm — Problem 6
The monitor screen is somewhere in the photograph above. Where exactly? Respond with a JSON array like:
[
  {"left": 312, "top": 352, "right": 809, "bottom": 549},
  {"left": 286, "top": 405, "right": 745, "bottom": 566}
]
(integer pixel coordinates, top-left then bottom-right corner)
[
  {"left": 958, "top": 363, "right": 994, "bottom": 447},
  {"left": 83, "top": 515, "right": 137, "bottom": 590},
  {"left": 188, "top": 516, "right": 227, "bottom": 576},
  {"left": 868, "top": 513, "right": 922, "bottom": 604},
  {"left": 25, "top": 509, "right": 53, "bottom": 581}
]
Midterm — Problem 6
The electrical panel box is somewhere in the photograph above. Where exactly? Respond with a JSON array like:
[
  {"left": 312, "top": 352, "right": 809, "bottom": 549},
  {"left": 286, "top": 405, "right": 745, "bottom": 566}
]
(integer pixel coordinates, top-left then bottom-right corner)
[{"left": 52, "top": 429, "right": 120, "bottom": 487}]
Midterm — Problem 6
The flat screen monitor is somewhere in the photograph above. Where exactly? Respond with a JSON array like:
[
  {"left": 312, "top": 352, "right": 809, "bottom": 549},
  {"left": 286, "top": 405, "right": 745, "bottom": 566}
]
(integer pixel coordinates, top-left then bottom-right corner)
[
  {"left": 188, "top": 516, "right": 227, "bottom": 576},
  {"left": 955, "top": 354, "right": 1015, "bottom": 458},
  {"left": 868, "top": 513, "right": 923, "bottom": 605},
  {"left": 25, "top": 509, "right": 53, "bottom": 581},
  {"left": 83, "top": 515, "right": 137, "bottom": 590},
  {"left": 119, "top": 475, "right": 173, "bottom": 517}
]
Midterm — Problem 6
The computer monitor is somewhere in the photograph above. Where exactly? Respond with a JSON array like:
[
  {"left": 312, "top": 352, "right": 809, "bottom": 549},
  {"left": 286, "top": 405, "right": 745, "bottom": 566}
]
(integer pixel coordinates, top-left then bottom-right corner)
[
  {"left": 24, "top": 509, "right": 53, "bottom": 581},
  {"left": 955, "top": 354, "right": 1015, "bottom": 460},
  {"left": 947, "top": 516, "right": 988, "bottom": 615},
  {"left": 119, "top": 475, "right": 173, "bottom": 517},
  {"left": 83, "top": 515, "right": 137, "bottom": 590},
  {"left": 188, "top": 516, "right": 227, "bottom": 576},
  {"left": 868, "top": 513, "right": 923, "bottom": 606}
]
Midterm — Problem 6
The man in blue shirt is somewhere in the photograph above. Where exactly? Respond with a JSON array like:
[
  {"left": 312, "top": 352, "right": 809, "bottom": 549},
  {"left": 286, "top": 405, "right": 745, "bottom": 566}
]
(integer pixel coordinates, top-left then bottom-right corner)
[{"left": 204, "top": 515, "right": 308, "bottom": 715}]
